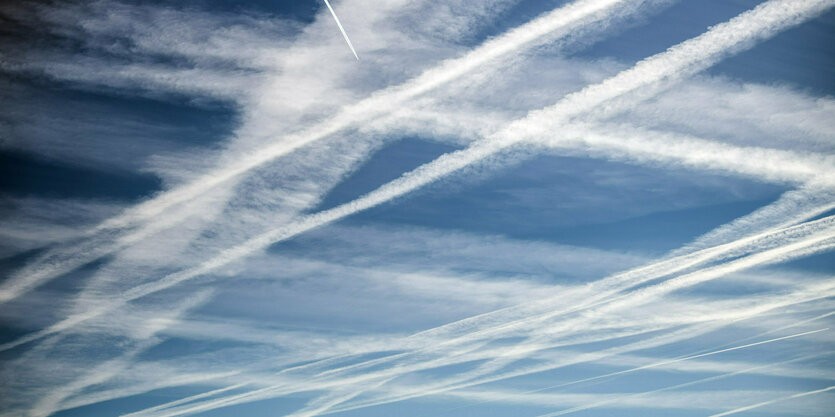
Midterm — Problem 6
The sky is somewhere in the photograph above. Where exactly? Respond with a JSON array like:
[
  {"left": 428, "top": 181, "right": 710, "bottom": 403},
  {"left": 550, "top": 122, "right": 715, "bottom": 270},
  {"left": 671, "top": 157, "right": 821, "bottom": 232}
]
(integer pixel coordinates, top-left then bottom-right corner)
[{"left": 0, "top": 0, "right": 833, "bottom": 416}]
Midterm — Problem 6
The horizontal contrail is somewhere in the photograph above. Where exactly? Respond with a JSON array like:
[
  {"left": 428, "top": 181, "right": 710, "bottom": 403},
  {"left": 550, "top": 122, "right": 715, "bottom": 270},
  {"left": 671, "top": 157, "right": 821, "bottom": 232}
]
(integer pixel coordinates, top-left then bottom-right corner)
[
  {"left": 122, "top": 243, "right": 835, "bottom": 417},
  {"left": 67, "top": 281, "right": 835, "bottom": 416},
  {"left": 539, "top": 123, "right": 835, "bottom": 185},
  {"left": 2, "top": 0, "right": 831, "bottom": 354},
  {"left": 0, "top": 0, "right": 658, "bottom": 305},
  {"left": 313, "top": 241, "right": 835, "bottom": 415},
  {"left": 448, "top": 352, "right": 829, "bottom": 415},
  {"left": 165, "top": 297, "right": 832, "bottom": 417},
  {"left": 107, "top": 293, "right": 832, "bottom": 417},
  {"left": 322, "top": 0, "right": 358, "bottom": 60},
  {"left": 708, "top": 385, "right": 835, "bottom": 417}
]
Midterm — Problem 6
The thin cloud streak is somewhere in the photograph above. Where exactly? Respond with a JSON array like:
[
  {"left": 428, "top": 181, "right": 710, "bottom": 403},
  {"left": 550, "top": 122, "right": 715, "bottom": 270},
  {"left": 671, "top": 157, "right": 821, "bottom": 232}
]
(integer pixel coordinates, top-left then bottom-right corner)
[
  {"left": 708, "top": 385, "right": 835, "bottom": 417},
  {"left": 119, "top": 244, "right": 835, "bottom": 417},
  {"left": 312, "top": 244, "right": 835, "bottom": 415},
  {"left": 0, "top": 0, "right": 662, "bottom": 305},
  {"left": 110, "top": 292, "right": 831, "bottom": 417},
  {"left": 322, "top": 0, "right": 359, "bottom": 60},
  {"left": 447, "top": 353, "right": 829, "bottom": 415},
  {"left": 6, "top": 0, "right": 825, "bottom": 351}
]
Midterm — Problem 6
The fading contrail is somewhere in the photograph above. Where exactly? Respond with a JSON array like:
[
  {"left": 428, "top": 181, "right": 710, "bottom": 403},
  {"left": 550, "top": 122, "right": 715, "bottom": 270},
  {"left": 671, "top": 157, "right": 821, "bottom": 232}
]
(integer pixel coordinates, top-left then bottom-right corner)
[
  {"left": 312, "top": 243, "right": 835, "bottom": 415},
  {"left": 2, "top": 0, "right": 831, "bottom": 354},
  {"left": 449, "top": 353, "right": 829, "bottom": 415},
  {"left": 322, "top": 0, "right": 359, "bottom": 60},
  {"left": 708, "top": 385, "right": 835, "bottom": 417},
  {"left": 118, "top": 245, "right": 835, "bottom": 417},
  {"left": 0, "top": 0, "right": 666, "bottom": 304}
]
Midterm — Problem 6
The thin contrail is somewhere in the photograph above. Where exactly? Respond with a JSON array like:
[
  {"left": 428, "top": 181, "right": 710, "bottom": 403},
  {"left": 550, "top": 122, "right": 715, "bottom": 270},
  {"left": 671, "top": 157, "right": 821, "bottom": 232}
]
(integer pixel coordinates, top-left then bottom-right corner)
[
  {"left": 0, "top": 0, "right": 661, "bottom": 304},
  {"left": 313, "top": 248, "right": 835, "bottom": 415},
  {"left": 322, "top": 0, "right": 359, "bottom": 60},
  {"left": 117, "top": 280, "right": 834, "bottom": 417},
  {"left": 538, "top": 328, "right": 830, "bottom": 405},
  {"left": 2, "top": 0, "right": 831, "bottom": 354},
  {"left": 451, "top": 353, "right": 829, "bottom": 416},
  {"left": 123, "top": 250, "right": 835, "bottom": 417},
  {"left": 708, "top": 385, "right": 835, "bottom": 417}
]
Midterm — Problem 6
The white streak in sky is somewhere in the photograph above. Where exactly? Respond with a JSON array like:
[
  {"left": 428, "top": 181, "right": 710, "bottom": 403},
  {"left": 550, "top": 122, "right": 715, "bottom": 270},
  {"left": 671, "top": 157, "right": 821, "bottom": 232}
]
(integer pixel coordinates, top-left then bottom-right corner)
[
  {"left": 322, "top": 0, "right": 359, "bottom": 60},
  {"left": 115, "top": 251, "right": 835, "bottom": 417},
  {"left": 449, "top": 353, "right": 828, "bottom": 415},
  {"left": 708, "top": 385, "right": 835, "bottom": 417},
  {"left": 0, "top": 0, "right": 659, "bottom": 304},
  {"left": 2, "top": 0, "right": 831, "bottom": 353}
]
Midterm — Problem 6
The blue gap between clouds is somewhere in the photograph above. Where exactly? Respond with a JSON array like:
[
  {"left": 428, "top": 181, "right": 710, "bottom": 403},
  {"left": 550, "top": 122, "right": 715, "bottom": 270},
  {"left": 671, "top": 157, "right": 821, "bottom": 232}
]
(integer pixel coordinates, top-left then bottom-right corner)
[
  {"left": 0, "top": 151, "right": 161, "bottom": 201},
  {"left": 313, "top": 138, "right": 786, "bottom": 256},
  {"left": 124, "top": 0, "right": 320, "bottom": 23}
]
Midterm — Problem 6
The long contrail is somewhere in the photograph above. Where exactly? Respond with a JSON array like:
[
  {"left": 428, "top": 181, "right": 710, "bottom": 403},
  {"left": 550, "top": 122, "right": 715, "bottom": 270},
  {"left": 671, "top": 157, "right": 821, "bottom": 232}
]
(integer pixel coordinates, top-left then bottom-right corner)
[
  {"left": 337, "top": 330, "right": 832, "bottom": 417},
  {"left": 708, "top": 385, "right": 835, "bottom": 417},
  {"left": 322, "top": 0, "right": 359, "bottom": 60},
  {"left": 111, "top": 294, "right": 832, "bottom": 417},
  {"left": 311, "top": 242, "right": 835, "bottom": 415},
  {"left": 168, "top": 297, "right": 832, "bottom": 417},
  {"left": 2, "top": 0, "right": 831, "bottom": 354},
  {"left": 116, "top": 235, "right": 835, "bottom": 417},
  {"left": 117, "top": 273, "right": 835, "bottom": 417},
  {"left": 447, "top": 353, "right": 829, "bottom": 415},
  {"left": 0, "top": 0, "right": 665, "bottom": 304}
]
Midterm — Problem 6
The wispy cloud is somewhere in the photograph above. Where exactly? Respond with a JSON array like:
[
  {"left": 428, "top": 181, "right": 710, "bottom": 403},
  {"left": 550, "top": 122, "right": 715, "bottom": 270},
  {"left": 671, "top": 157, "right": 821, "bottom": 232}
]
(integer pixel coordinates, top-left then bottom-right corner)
[{"left": 2, "top": 0, "right": 833, "bottom": 416}]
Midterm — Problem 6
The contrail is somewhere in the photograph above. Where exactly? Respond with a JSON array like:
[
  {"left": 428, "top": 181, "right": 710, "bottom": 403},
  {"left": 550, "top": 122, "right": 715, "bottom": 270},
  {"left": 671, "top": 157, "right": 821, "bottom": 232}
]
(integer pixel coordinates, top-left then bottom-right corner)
[
  {"left": 2, "top": 0, "right": 831, "bottom": 353},
  {"left": 708, "top": 385, "right": 835, "bottom": 417},
  {"left": 0, "top": 0, "right": 661, "bottom": 304},
  {"left": 26, "top": 289, "right": 215, "bottom": 417},
  {"left": 312, "top": 247, "right": 835, "bottom": 415},
  {"left": 289, "top": 216, "right": 835, "bottom": 415},
  {"left": 539, "top": 123, "right": 835, "bottom": 186},
  {"left": 120, "top": 279, "right": 835, "bottom": 417},
  {"left": 123, "top": 259, "right": 835, "bottom": 417},
  {"left": 537, "top": 328, "right": 830, "bottom": 404},
  {"left": 451, "top": 353, "right": 829, "bottom": 416},
  {"left": 322, "top": 0, "right": 359, "bottom": 60}
]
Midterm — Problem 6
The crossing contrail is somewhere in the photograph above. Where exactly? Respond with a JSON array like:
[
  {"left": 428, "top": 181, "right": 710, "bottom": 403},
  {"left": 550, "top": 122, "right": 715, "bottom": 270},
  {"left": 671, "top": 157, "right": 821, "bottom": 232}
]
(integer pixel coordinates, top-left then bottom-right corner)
[
  {"left": 322, "top": 0, "right": 359, "bottom": 60},
  {"left": 2, "top": 0, "right": 831, "bottom": 355},
  {"left": 0, "top": 0, "right": 660, "bottom": 305}
]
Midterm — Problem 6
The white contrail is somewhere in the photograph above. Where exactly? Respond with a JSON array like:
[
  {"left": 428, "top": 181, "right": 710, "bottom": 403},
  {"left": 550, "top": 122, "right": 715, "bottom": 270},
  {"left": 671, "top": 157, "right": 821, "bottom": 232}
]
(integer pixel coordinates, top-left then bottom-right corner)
[
  {"left": 0, "top": 0, "right": 664, "bottom": 304},
  {"left": 2, "top": 0, "right": 831, "bottom": 354},
  {"left": 294, "top": 217, "right": 835, "bottom": 415},
  {"left": 539, "top": 123, "right": 835, "bottom": 185},
  {"left": 25, "top": 289, "right": 215, "bottom": 417},
  {"left": 122, "top": 254, "right": 835, "bottom": 417},
  {"left": 65, "top": 281, "right": 835, "bottom": 416},
  {"left": 672, "top": 185, "right": 835, "bottom": 256},
  {"left": 322, "top": 0, "right": 358, "bottom": 60},
  {"left": 314, "top": 245, "right": 835, "bottom": 415},
  {"left": 708, "top": 385, "right": 835, "bottom": 417},
  {"left": 539, "top": 328, "right": 830, "bottom": 404},
  {"left": 202, "top": 307, "right": 828, "bottom": 417},
  {"left": 310, "top": 215, "right": 835, "bottom": 385},
  {"left": 450, "top": 353, "right": 828, "bottom": 415}
]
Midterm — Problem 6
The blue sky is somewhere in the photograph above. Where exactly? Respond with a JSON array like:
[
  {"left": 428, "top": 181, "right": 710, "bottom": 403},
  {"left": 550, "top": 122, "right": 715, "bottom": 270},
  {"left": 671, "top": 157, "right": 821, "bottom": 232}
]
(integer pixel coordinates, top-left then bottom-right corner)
[{"left": 0, "top": 0, "right": 834, "bottom": 416}]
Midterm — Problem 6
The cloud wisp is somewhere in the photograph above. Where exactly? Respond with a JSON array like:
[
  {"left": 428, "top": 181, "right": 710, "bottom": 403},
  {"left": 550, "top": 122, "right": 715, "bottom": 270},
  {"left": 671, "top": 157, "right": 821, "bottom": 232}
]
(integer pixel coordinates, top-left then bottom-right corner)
[
  {"left": 0, "top": 0, "right": 669, "bottom": 306},
  {"left": 2, "top": 0, "right": 832, "bottom": 356},
  {"left": 3, "top": 1, "right": 834, "bottom": 416}
]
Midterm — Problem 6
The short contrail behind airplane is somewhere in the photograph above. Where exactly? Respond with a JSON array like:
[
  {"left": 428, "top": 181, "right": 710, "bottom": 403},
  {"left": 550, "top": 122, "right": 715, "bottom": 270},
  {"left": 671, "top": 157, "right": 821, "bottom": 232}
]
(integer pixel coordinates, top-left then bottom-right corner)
[{"left": 323, "top": 0, "right": 359, "bottom": 60}]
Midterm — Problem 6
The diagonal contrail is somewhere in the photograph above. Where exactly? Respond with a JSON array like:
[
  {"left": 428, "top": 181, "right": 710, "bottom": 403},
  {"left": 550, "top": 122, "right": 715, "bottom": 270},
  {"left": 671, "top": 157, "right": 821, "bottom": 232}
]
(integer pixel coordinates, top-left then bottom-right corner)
[
  {"left": 0, "top": 0, "right": 660, "bottom": 305},
  {"left": 322, "top": 0, "right": 359, "bottom": 60},
  {"left": 2, "top": 0, "right": 831, "bottom": 355},
  {"left": 708, "top": 385, "right": 835, "bottom": 417}
]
